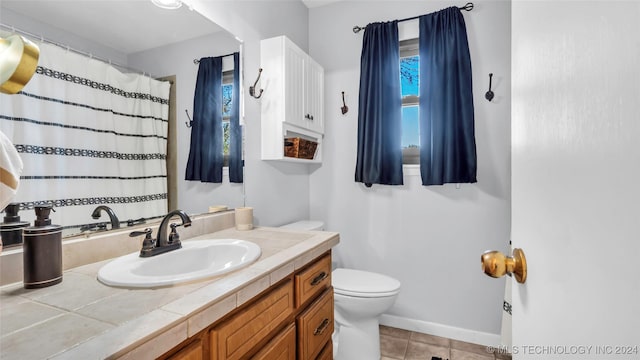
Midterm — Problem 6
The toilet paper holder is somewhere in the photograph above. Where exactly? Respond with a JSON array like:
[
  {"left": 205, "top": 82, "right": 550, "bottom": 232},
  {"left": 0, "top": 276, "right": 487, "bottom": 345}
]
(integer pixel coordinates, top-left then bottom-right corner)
[{"left": 481, "top": 248, "right": 527, "bottom": 284}]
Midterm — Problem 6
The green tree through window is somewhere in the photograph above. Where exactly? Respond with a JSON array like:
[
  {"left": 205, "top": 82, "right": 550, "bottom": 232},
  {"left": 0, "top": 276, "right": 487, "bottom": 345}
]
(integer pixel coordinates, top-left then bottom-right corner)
[{"left": 222, "top": 83, "right": 232, "bottom": 157}]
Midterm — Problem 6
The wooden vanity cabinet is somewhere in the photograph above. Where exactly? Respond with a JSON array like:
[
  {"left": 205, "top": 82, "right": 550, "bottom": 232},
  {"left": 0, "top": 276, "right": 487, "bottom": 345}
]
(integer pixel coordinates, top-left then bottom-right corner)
[
  {"left": 251, "top": 323, "right": 296, "bottom": 360},
  {"left": 209, "top": 279, "right": 295, "bottom": 360},
  {"left": 315, "top": 342, "right": 333, "bottom": 360},
  {"left": 166, "top": 338, "right": 204, "bottom": 360},
  {"left": 296, "top": 288, "right": 333, "bottom": 360},
  {"left": 157, "top": 251, "right": 332, "bottom": 360}
]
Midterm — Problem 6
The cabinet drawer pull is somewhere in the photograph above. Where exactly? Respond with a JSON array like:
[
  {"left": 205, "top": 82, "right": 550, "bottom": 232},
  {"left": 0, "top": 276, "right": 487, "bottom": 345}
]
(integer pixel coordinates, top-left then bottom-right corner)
[
  {"left": 313, "top": 318, "right": 330, "bottom": 336},
  {"left": 310, "top": 271, "right": 328, "bottom": 286}
]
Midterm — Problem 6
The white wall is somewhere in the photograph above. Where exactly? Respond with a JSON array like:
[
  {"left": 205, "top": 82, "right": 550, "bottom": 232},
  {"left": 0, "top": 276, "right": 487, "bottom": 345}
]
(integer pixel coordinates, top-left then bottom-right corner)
[
  {"left": 308, "top": 1, "right": 511, "bottom": 343},
  {"left": 128, "top": 32, "right": 246, "bottom": 215},
  {"left": 0, "top": 8, "right": 127, "bottom": 66}
]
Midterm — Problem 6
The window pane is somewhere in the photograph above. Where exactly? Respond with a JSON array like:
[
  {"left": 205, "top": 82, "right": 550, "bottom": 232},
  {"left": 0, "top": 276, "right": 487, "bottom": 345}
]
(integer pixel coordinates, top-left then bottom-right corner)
[
  {"left": 222, "top": 121, "right": 230, "bottom": 156},
  {"left": 401, "top": 53, "right": 419, "bottom": 164},
  {"left": 402, "top": 105, "right": 419, "bottom": 148},
  {"left": 221, "top": 83, "right": 233, "bottom": 160},
  {"left": 401, "top": 55, "right": 419, "bottom": 97},
  {"left": 222, "top": 84, "right": 233, "bottom": 117}
]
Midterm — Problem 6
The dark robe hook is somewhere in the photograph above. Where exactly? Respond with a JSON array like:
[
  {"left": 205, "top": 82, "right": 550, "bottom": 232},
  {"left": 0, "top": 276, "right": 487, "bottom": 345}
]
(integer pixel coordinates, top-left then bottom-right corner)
[
  {"left": 185, "top": 109, "right": 193, "bottom": 128},
  {"left": 485, "top": 73, "right": 494, "bottom": 102},
  {"left": 249, "top": 68, "right": 264, "bottom": 99}
]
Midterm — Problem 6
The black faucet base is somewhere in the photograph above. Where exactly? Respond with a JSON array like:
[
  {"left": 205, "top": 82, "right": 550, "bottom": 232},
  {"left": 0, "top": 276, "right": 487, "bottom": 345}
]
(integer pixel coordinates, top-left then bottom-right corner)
[{"left": 139, "top": 242, "right": 182, "bottom": 258}]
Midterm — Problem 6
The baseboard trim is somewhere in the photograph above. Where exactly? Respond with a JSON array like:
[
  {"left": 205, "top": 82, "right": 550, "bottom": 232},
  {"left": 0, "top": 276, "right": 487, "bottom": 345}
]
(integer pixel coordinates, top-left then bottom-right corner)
[{"left": 379, "top": 314, "right": 502, "bottom": 347}]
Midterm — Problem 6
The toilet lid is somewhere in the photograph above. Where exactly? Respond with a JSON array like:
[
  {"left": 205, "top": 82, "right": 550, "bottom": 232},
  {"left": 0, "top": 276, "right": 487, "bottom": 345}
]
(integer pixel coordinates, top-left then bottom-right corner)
[
  {"left": 332, "top": 268, "right": 401, "bottom": 298},
  {"left": 280, "top": 220, "right": 324, "bottom": 231}
]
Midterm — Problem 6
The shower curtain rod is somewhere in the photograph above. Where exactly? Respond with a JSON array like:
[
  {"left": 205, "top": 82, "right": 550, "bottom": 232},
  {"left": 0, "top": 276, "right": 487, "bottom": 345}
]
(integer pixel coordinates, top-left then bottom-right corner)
[
  {"left": 352, "top": 2, "right": 474, "bottom": 33},
  {"left": 0, "top": 23, "right": 152, "bottom": 78},
  {"left": 193, "top": 52, "right": 237, "bottom": 64}
]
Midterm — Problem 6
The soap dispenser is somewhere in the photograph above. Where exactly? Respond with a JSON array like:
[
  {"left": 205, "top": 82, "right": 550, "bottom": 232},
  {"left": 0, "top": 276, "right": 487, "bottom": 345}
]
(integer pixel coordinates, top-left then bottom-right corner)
[
  {"left": 22, "top": 205, "right": 63, "bottom": 289},
  {"left": 0, "top": 203, "right": 30, "bottom": 247}
]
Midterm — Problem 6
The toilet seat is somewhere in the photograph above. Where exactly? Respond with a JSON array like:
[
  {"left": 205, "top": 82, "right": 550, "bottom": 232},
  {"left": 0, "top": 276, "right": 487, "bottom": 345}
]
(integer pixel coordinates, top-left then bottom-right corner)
[{"left": 332, "top": 268, "right": 401, "bottom": 298}]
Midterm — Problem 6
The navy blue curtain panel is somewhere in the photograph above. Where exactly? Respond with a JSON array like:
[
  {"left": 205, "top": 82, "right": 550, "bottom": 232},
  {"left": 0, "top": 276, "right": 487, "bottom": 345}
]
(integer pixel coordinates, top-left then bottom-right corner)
[
  {"left": 355, "top": 21, "right": 404, "bottom": 186},
  {"left": 419, "top": 7, "right": 477, "bottom": 185},
  {"left": 185, "top": 56, "right": 223, "bottom": 183},
  {"left": 229, "top": 52, "right": 243, "bottom": 183}
]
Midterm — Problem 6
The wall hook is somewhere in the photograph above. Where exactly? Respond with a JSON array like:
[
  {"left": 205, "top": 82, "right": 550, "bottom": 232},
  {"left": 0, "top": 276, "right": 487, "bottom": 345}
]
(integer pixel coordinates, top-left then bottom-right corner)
[
  {"left": 185, "top": 109, "right": 193, "bottom": 128},
  {"left": 485, "top": 73, "right": 495, "bottom": 102},
  {"left": 249, "top": 68, "right": 264, "bottom": 99},
  {"left": 341, "top": 91, "right": 349, "bottom": 114}
]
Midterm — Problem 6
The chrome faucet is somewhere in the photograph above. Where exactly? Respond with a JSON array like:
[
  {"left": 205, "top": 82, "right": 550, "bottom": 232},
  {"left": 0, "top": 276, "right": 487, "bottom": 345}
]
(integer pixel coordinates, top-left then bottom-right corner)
[
  {"left": 130, "top": 210, "right": 192, "bottom": 257},
  {"left": 91, "top": 205, "right": 120, "bottom": 229}
]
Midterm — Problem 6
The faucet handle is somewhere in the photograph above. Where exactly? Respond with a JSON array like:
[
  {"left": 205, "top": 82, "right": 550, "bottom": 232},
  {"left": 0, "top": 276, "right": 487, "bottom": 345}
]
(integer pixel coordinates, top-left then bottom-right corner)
[
  {"left": 130, "top": 228, "right": 155, "bottom": 251},
  {"left": 168, "top": 223, "right": 181, "bottom": 245}
]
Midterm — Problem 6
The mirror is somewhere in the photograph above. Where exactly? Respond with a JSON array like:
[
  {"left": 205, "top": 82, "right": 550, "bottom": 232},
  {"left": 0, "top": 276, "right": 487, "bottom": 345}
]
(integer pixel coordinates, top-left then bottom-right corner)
[{"left": 0, "top": 1, "right": 244, "bottom": 240}]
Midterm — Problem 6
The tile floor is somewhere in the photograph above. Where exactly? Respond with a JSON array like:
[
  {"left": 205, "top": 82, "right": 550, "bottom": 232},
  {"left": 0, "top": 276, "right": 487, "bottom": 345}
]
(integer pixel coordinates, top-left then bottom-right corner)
[{"left": 380, "top": 325, "right": 512, "bottom": 360}]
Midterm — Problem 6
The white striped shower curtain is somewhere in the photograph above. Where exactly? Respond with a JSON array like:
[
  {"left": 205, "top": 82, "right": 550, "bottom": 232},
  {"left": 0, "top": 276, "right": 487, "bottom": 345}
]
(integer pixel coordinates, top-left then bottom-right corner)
[{"left": 0, "top": 41, "right": 169, "bottom": 231}]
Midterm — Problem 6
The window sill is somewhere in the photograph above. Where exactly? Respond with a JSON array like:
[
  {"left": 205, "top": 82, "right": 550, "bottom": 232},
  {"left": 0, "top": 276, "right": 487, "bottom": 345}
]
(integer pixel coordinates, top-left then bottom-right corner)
[{"left": 403, "top": 164, "right": 420, "bottom": 176}]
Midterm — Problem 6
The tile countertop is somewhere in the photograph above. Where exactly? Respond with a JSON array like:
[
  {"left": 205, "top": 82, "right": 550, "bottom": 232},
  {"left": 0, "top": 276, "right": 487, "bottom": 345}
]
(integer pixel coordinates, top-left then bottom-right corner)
[{"left": 0, "top": 227, "right": 339, "bottom": 360}]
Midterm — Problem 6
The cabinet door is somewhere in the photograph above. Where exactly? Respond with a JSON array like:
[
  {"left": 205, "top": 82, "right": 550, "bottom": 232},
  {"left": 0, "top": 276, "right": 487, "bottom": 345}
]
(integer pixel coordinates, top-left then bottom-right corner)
[
  {"left": 284, "top": 40, "right": 307, "bottom": 130},
  {"left": 315, "top": 341, "right": 333, "bottom": 360},
  {"left": 296, "top": 288, "right": 334, "bottom": 360},
  {"left": 210, "top": 280, "right": 294, "bottom": 360},
  {"left": 305, "top": 58, "right": 324, "bottom": 134},
  {"left": 251, "top": 323, "right": 296, "bottom": 360},
  {"left": 167, "top": 339, "right": 203, "bottom": 360}
]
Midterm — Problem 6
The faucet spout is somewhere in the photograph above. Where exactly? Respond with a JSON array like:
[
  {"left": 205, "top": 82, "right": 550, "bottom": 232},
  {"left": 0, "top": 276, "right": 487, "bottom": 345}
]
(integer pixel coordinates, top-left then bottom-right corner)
[
  {"left": 157, "top": 210, "right": 192, "bottom": 247},
  {"left": 91, "top": 205, "right": 120, "bottom": 229}
]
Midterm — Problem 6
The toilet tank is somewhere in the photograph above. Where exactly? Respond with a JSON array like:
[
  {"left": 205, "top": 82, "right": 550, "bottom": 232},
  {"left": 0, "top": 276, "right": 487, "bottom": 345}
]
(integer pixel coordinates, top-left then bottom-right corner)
[{"left": 279, "top": 220, "right": 324, "bottom": 231}]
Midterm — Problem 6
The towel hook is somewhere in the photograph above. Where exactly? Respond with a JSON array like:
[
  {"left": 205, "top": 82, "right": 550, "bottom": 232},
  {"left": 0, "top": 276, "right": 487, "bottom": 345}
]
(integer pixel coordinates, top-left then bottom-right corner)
[
  {"left": 341, "top": 91, "right": 349, "bottom": 114},
  {"left": 249, "top": 68, "right": 264, "bottom": 99},
  {"left": 485, "top": 73, "right": 495, "bottom": 102},
  {"left": 185, "top": 109, "right": 193, "bottom": 128}
]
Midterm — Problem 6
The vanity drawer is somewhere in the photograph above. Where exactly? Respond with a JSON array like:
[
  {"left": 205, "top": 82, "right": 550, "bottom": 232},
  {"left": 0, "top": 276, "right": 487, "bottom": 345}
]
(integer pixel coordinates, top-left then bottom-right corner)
[
  {"left": 315, "top": 341, "right": 333, "bottom": 360},
  {"left": 251, "top": 323, "right": 296, "bottom": 360},
  {"left": 166, "top": 338, "right": 203, "bottom": 360},
  {"left": 210, "top": 279, "right": 294, "bottom": 360},
  {"left": 295, "top": 254, "right": 331, "bottom": 307},
  {"left": 296, "top": 288, "right": 334, "bottom": 360}
]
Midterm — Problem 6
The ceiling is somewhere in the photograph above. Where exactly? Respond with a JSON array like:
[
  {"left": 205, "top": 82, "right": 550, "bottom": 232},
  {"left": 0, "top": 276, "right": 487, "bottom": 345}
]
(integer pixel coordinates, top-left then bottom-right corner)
[
  {"left": 0, "top": 0, "right": 223, "bottom": 54},
  {"left": 301, "top": 0, "right": 342, "bottom": 8}
]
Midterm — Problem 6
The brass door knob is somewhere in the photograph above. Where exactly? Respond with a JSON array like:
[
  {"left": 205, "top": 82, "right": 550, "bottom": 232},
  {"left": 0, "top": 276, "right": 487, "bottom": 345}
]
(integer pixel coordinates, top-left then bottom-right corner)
[{"left": 481, "top": 248, "right": 527, "bottom": 284}]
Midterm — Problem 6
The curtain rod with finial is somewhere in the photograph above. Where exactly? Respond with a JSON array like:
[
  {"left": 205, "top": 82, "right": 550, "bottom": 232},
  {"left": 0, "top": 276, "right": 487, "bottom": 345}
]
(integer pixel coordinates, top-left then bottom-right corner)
[
  {"left": 193, "top": 52, "right": 237, "bottom": 64},
  {"left": 352, "top": 2, "right": 474, "bottom": 33}
]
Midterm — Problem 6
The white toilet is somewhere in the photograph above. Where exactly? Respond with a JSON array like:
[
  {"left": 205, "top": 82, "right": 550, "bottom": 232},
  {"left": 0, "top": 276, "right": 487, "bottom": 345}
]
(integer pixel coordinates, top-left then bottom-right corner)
[{"left": 280, "top": 220, "right": 401, "bottom": 360}]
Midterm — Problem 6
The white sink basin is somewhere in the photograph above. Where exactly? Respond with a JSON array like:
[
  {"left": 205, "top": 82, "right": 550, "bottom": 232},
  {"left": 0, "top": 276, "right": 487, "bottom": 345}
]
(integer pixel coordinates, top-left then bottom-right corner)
[{"left": 97, "top": 239, "right": 261, "bottom": 288}]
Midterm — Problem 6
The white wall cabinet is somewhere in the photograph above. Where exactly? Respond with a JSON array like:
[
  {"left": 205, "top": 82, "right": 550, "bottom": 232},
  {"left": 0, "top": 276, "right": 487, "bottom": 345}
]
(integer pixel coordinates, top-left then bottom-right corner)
[{"left": 260, "top": 36, "right": 324, "bottom": 162}]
